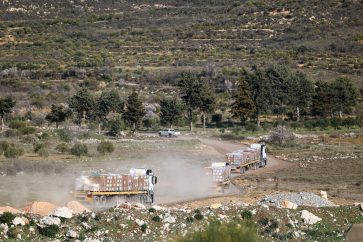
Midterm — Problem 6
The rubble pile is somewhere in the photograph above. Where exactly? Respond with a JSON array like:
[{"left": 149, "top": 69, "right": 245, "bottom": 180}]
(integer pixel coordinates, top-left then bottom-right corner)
[{"left": 261, "top": 192, "right": 335, "bottom": 207}]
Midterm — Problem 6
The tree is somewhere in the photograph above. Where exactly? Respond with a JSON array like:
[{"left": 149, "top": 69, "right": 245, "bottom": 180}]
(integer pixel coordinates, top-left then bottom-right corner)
[
  {"left": 68, "top": 88, "right": 95, "bottom": 126},
  {"left": 330, "top": 77, "right": 358, "bottom": 118},
  {"left": 159, "top": 97, "right": 183, "bottom": 128},
  {"left": 45, "top": 104, "right": 72, "bottom": 128},
  {"left": 94, "top": 89, "right": 123, "bottom": 134},
  {"left": 199, "top": 83, "right": 215, "bottom": 132},
  {"left": 0, "top": 97, "right": 16, "bottom": 130},
  {"left": 123, "top": 91, "right": 146, "bottom": 131},
  {"left": 230, "top": 79, "right": 256, "bottom": 123},
  {"left": 265, "top": 65, "right": 293, "bottom": 120},
  {"left": 290, "top": 71, "right": 314, "bottom": 122},
  {"left": 246, "top": 67, "right": 272, "bottom": 126},
  {"left": 311, "top": 80, "right": 333, "bottom": 117},
  {"left": 178, "top": 72, "right": 204, "bottom": 132}
]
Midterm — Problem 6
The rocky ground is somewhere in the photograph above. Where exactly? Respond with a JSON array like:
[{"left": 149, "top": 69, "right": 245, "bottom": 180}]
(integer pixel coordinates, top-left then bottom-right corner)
[{"left": 0, "top": 193, "right": 362, "bottom": 241}]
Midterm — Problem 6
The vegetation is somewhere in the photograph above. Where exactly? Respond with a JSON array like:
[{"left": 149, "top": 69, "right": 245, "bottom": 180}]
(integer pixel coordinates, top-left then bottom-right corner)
[
  {"left": 123, "top": 91, "right": 146, "bottom": 131},
  {"left": 38, "top": 225, "right": 60, "bottom": 238},
  {"left": 45, "top": 104, "right": 72, "bottom": 128},
  {"left": 0, "top": 212, "right": 16, "bottom": 226},
  {"left": 159, "top": 97, "right": 183, "bottom": 128},
  {"left": 175, "top": 220, "right": 259, "bottom": 242},
  {"left": 70, "top": 143, "right": 88, "bottom": 157},
  {"left": 0, "top": 97, "right": 15, "bottom": 130},
  {"left": 97, "top": 141, "right": 114, "bottom": 155}
]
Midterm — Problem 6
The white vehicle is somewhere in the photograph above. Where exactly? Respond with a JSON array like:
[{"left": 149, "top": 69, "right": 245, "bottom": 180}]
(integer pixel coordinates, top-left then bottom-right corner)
[{"left": 158, "top": 129, "right": 180, "bottom": 137}]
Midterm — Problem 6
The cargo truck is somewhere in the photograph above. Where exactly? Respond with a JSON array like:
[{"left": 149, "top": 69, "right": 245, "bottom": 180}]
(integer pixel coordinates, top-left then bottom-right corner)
[
  {"left": 74, "top": 168, "right": 157, "bottom": 205},
  {"left": 225, "top": 144, "right": 267, "bottom": 174}
]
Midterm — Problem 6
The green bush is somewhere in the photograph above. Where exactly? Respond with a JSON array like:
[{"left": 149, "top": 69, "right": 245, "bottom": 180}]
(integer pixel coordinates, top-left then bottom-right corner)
[
  {"left": 330, "top": 117, "right": 342, "bottom": 129},
  {"left": 8, "top": 120, "right": 26, "bottom": 129},
  {"left": 36, "top": 147, "right": 49, "bottom": 157},
  {"left": 55, "top": 128, "right": 72, "bottom": 142},
  {"left": 7, "top": 227, "right": 18, "bottom": 239},
  {"left": 97, "top": 141, "right": 114, "bottom": 155},
  {"left": 152, "top": 215, "right": 161, "bottom": 222},
  {"left": 194, "top": 213, "right": 204, "bottom": 221},
  {"left": 140, "top": 223, "right": 147, "bottom": 233},
  {"left": 38, "top": 225, "right": 59, "bottom": 238},
  {"left": 211, "top": 113, "right": 222, "bottom": 125},
  {"left": 70, "top": 143, "right": 88, "bottom": 157},
  {"left": 4, "top": 129, "right": 18, "bottom": 137},
  {"left": 18, "top": 126, "right": 37, "bottom": 135},
  {"left": 107, "top": 119, "right": 124, "bottom": 137},
  {"left": 342, "top": 117, "right": 356, "bottom": 128},
  {"left": 175, "top": 220, "right": 259, "bottom": 242},
  {"left": 0, "top": 141, "right": 10, "bottom": 155},
  {"left": 315, "top": 119, "right": 330, "bottom": 130},
  {"left": 241, "top": 210, "right": 252, "bottom": 220},
  {"left": 148, "top": 208, "right": 156, "bottom": 213},
  {"left": 4, "top": 146, "right": 24, "bottom": 158},
  {"left": 55, "top": 143, "right": 69, "bottom": 153},
  {"left": 0, "top": 212, "right": 16, "bottom": 226},
  {"left": 186, "top": 217, "right": 194, "bottom": 223},
  {"left": 245, "top": 123, "right": 259, "bottom": 132}
]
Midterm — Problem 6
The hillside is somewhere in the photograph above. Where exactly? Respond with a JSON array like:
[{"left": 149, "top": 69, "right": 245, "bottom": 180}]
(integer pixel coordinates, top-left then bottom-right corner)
[{"left": 0, "top": 0, "right": 362, "bottom": 106}]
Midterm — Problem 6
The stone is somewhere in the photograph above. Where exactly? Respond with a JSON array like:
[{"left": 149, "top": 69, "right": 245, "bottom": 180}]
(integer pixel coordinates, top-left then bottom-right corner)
[
  {"left": 320, "top": 191, "right": 328, "bottom": 201},
  {"left": 301, "top": 210, "right": 321, "bottom": 225},
  {"left": 210, "top": 203, "right": 222, "bottom": 209},
  {"left": 261, "top": 204, "right": 269, "bottom": 210},
  {"left": 13, "top": 217, "right": 26, "bottom": 226},
  {"left": 164, "top": 215, "right": 176, "bottom": 224},
  {"left": 67, "top": 229, "right": 78, "bottom": 238},
  {"left": 135, "top": 219, "right": 145, "bottom": 226},
  {"left": 82, "top": 222, "right": 91, "bottom": 230},
  {"left": 40, "top": 216, "right": 61, "bottom": 226},
  {"left": 346, "top": 223, "right": 363, "bottom": 242},
  {"left": 283, "top": 200, "right": 298, "bottom": 210},
  {"left": 134, "top": 203, "right": 146, "bottom": 209},
  {"left": 51, "top": 207, "right": 73, "bottom": 219}
]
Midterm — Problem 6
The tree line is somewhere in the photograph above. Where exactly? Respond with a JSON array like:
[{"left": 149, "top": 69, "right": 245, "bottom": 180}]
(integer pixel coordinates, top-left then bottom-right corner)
[{"left": 0, "top": 64, "right": 360, "bottom": 134}]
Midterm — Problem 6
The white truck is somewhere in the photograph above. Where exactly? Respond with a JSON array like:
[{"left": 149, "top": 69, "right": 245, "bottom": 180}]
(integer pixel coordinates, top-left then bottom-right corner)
[
  {"left": 158, "top": 129, "right": 180, "bottom": 137},
  {"left": 74, "top": 168, "right": 157, "bottom": 205},
  {"left": 225, "top": 143, "right": 267, "bottom": 174}
]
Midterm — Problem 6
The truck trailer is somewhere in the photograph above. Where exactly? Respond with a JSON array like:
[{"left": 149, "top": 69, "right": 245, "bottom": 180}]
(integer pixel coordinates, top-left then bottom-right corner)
[
  {"left": 74, "top": 168, "right": 157, "bottom": 205},
  {"left": 225, "top": 144, "right": 267, "bottom": 174}
]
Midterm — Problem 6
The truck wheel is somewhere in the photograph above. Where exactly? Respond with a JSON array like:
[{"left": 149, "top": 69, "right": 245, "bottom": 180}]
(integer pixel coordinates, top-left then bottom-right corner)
[
  {"left": 100, "top": 196, "right": 107, "bottom": 205},
  {"left": 168, "top": 133, "right": 172, "bottom": 138},
  {"left": 240, "top": 167, "right": 246, "bottom": 174},
  {"left": 93, "top": 196, "right": 100, "bottom": 205},
  {"left": 254, "top": 163, "right": 259, "bottom": 170},
  {"left": 158, "top": 133, "right": 162, "bottom": 137}
]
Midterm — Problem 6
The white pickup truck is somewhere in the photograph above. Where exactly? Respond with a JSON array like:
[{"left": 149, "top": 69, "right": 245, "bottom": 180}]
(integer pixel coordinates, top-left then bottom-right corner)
[{"left": 158, "top": 129, "right": 180, "bottom": 137}]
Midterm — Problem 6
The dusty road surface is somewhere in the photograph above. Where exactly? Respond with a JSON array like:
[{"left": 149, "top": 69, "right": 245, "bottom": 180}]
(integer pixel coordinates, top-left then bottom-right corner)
[{"left": 0, "top": 136, "right": 291, "bottom": 209}]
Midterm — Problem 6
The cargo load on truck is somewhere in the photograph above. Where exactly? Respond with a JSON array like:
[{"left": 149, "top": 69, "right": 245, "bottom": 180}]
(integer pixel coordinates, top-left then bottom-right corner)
[
  {"left": 225, "top": 144, "right": 267, "bottom": 174},
  {"left": 74, "top": 168, "right": 157, "bottom": 205},
  {"left": 205, "top": 162, "right": 231, "bottom": 191}
]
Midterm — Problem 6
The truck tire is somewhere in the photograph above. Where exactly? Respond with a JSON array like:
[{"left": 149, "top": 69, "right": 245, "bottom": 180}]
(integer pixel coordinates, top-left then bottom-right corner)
[
  {"left": 240, "top": 167, "right": 246, "bottom": 174},
  {"left": 168, "top": 133, "right": 172, "bottom": 138},
  {"left": 100, "top": 196, "right": 107, "bottom": 205}
]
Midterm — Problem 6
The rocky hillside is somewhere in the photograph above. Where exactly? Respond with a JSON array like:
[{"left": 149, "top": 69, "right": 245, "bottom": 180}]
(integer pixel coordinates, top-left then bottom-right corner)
[{"left": 0, "top": 192, "right": 362, "bottom": 241}]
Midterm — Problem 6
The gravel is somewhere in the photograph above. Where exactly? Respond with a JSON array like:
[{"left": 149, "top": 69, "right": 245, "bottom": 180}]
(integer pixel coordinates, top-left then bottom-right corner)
[{"left": 261, "top": 192, "right": 335, "bottom": 207}]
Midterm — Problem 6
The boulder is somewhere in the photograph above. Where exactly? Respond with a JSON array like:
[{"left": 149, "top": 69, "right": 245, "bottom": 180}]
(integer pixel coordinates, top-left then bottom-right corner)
[
  {"left": 346, "top": 223, "right": 363, "bottom": 242},
  {"left": 164, "top": 215, "right": 176, "bottom": 224},
  {"left": 40, "top": 216, "right": 61, "bottom": 226},
  {"left": 66, "top": 201, "right": 91, "bottom": 214},
  {"left": 12, "top": 217, "right": 28, "bottom": 226},
  {"left": 66, "top": 229, "right": 78, "bottom": 238},
  {"left": 135, "top": 219, "right": 145, "bottom": 227},
  {"left": 320, "top": 191, "right": 328, "bottom": 201},
  {"left": 283, "top": 200, "right": 298, "bottom": 209},
  {"left": 51, "top": 207, "right": 73, "bottom": 219},
  {"left": 210, "top": 203, "right": 222, "bottom": 209},
  {"left": 301, "top": 210, "right": 321, "bottom": 225}
]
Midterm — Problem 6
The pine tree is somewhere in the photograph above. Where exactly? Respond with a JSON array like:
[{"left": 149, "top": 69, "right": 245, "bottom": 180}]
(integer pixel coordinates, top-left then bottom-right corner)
[
  {"left": 330, "top": 77, "right": 358, "bottom": 118},
  {"left": 230, "top": 79, "right": 256, "bottom": 123},
  {"left": 68, "top": 88, "right": 95, "bottom": 126},
  {"left": 311, "top": 80, "right": 333, "bottom": 117},
  {"left": 0, "top": 97, "right": 16, "bottom": 130},
  {"left": 45, "top": 104, "right": 72, "bottom": 128},
  {"left": 160, "top": 97, "right": 183, "bottom": 128},
  {"left": 123, "top": 91, "right": 146, "bottom": 131}
]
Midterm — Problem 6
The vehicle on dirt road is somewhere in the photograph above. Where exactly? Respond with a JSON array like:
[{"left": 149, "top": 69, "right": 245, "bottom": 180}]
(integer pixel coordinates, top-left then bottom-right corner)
[
  {"left": 226, "top": 144, "right": 267, "bottom": 174},
  {"left": 74, "top": 168, "right": 157, "bottom": 205},
  {"left": 158, "top": 129, "right": 180, "bottom": 137},
  {"left": 205, "top": 162, "right": 231, "bottom": 191}
]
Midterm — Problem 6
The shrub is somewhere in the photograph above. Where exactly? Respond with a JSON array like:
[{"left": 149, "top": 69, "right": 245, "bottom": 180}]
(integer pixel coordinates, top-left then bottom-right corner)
[
  {"left": 152, "top": 215, "right": 161, "bottom": 222},
  {"left": 241, "top": 210, "right": 252, "bottom": 220},
  {"left": 55, "top": 128, "right": 72, "bottom": 142},
  {"left": 33, "top": 142, "right": 46, "bottom": 153},
  {"left": 140, "top": 224, "right": 147, "bottom": 233},
  {"left": 55, "top": 143, "right": 69, "bottom": 153},
  {"left": 36, "top": 148, "right": 49, "bottom": 157},
  {"left": 186, "top": 217, "right": 194, "bottom": 223},
  {"left": 7, "top": 227, "right": 18, "bottom": 239},
  {"left": 0, "top": 212, "right": 16, "bottom": 226},
  {"left": 245, "top": 123, "right": 259, "bottom": 132},
  {"left": 330, "top": 117, "right": 342, "bottom": 129},
  {"left": 108, "top": 119, "right": 124, "bottom": 137},
  {"left": 8, "top": 120, "right": 26, "bottom": 129},
  {"left": 4, "top": 146, "right": 24, "bottom": 158},
  {"left": 148, "top": 208, "right": 156, "bottom": 213},
  {"left": 38, "top": 225, "right": 59, "bottom": 238},
  {"left": 211, "top": 113, "right": 222, "bottom": 125},
  {"left": 194, "top": 213, "right": 204, "bottom": 221},
  {"left": 4, "top": 129, "right": 18, "bottom": 137},
  {"left": 315, "top": 119, "right": 330, "bottom": 130},
  {"left": 97, "top": 141, "right": 114, "bottom": 155},
  {"left": 18, "top": 126, "right": 36, "bottom": 135},
  {"left": 0, "top": 141, "right": 10, "bottom": 155},
  {"left": 342, "top": 117, "right": 356, "bottom": 128},
  {"left": 268, "top": 125, "right": 295, "bottom": 146},
  {"left": 174, "top": 220, "right": 259, "bottom": 242},
  {"left": 70, "top": 143, "right": 88, "bottom": 157}
]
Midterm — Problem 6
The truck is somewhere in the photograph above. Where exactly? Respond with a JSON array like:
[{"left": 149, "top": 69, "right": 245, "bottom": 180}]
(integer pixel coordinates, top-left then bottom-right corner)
[
  {"left": 205, "top": 162, "right": 231, "bottom": 188},
  {"left": 158, "top": 129, "right": 180, "bottom": 137},
  {"left": 74, "top": 168, "right": 157, "bottom": 205},
  {"left": 225, "top": 143, "right": 267, "bottom": 174}
]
